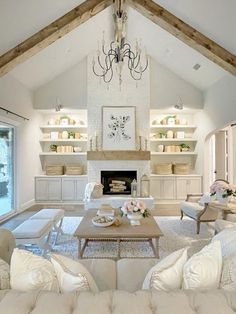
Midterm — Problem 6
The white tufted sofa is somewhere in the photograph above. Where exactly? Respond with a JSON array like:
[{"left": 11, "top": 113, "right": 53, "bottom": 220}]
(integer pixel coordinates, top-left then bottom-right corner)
[{"left": 0, "top": 228, "right": 236, "bottom": 314}]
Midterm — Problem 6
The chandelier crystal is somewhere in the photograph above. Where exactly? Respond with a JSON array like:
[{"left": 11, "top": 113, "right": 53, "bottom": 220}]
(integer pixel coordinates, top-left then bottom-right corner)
[{"left": 92, "top": 2, "right": 148, "bottom": 86}]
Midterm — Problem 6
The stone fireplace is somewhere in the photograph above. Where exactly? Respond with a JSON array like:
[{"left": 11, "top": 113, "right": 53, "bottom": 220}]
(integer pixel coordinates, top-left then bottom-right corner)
[{"left": 101, "top": 170, "right": 137, "bottom": 195}]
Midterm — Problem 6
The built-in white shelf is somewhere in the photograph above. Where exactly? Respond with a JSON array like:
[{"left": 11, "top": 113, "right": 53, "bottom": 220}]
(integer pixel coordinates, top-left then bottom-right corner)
[
  {"left": 39, "top": 152, "right": 87, "bottom": 156},
  {"left": 40, "top": 125, "right": 87, "bottom": 129},
  {"left": 151, "top": 152, "right": 197, "bottom": 156},
  {"left": 40, "top": 139, "right": 87, "bottom": 142},
  {"left": 150, "top": 125, "right": 196, "bottom": 129},
  {"left": 150, "top": 138, "right": 197, "bottom": 142}
]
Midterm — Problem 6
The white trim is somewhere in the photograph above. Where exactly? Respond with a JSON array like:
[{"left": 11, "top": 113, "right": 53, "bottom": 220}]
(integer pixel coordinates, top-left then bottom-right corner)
[{"left": 19, "top": 199, "right": 35, "bottom": 211}]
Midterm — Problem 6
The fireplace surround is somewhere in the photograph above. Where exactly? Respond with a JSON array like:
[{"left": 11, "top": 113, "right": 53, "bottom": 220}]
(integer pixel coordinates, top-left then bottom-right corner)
[{"left": 101, "top": 170, "right": 137, "bottom": 195}]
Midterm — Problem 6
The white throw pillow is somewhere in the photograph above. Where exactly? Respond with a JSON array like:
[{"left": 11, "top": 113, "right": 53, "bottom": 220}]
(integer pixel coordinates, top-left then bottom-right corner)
[
  {"left": 183, "top": 241, "right": 222, "bottom": 290},
  {"left": 10, "top": 249, "right": 59, "bottom": 292},
  {"left": 142, "top": 248, "right": 188, "bottom": 291},
  {"left": 220, "top": 254, "right": 236, "bottom": 291},
  {"left": 0, "top": 258, "right": 10, "bottom": 290},
  {"left": 212, "top": 227, "right": 236, "bottom": 259},
  {"left": 51, "top": 254, "right": 99, "bottom": 293},
  {"left": 198, "top": 193, "right": 212, "bottom": 205}
]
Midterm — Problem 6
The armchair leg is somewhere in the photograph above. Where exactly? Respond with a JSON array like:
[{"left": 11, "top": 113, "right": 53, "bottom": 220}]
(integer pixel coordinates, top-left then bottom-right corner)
[
  {"left": 180, "top": 210, "right": 184, "bottom": 220},
  {"left": 196, "top": 220, "right": 200, "bottom": 234}
]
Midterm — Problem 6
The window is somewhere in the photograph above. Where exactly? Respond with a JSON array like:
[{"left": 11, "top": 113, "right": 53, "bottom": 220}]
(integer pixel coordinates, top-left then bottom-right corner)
[{"left": 0, "top": 123, "right": 15, "bottom": 217}]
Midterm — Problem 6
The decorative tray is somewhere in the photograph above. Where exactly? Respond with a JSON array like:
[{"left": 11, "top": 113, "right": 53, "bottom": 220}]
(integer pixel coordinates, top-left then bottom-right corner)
[{"left": 92, "top": 215, "right": 115, "bottom": 227}]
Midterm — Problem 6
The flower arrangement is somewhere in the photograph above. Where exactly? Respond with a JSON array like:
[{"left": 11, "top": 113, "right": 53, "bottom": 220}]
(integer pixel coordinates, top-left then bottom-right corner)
[
  {"left": 120, "top": 199, "right": 150, "bottom": 218},
  {"left": 210, "top": 180, "right": 236, "bottom": 199}
]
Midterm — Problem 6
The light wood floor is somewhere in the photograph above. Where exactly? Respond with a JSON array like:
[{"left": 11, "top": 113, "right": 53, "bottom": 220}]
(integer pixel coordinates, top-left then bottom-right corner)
[{"left": 0, "top": 204, "right": 180, "bottom": 231}]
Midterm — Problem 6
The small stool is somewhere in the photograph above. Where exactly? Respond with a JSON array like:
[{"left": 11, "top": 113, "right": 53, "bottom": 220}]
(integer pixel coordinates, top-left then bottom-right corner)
[
  {"left": 12, "top": 219, "right": 53, "bottom": 255},
  {"left": 30, "top": 208, "right": 64, "bottom": 244}
]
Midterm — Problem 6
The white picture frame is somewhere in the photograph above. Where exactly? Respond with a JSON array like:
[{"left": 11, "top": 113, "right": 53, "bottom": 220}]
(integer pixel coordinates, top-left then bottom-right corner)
[{"left": 102, "top": 106, "right": 136, "bottom": 150}]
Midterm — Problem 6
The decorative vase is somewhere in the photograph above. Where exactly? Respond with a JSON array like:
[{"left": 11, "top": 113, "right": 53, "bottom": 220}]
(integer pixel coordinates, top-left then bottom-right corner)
[{"left": 127, "top": 213, "right": 142, "bottom": 226}]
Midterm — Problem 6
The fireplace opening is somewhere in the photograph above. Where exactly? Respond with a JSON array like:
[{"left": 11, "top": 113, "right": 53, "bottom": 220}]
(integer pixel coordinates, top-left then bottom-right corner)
[{"left": 101, "top": 170, "right": 137, "bottom": 195}]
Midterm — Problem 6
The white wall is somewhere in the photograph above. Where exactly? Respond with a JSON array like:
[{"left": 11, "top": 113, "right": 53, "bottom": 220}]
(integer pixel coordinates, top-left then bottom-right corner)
[
  {"left": 150, "top": 58, "right": 203, "bottom": 109},
  {"left": 194, "top": 74, "right": 236, "bottom": 189},
  {"left": 0, "top": 75, "right": 42, "bottom": 211},
  {"left": 34, "top": 58, "right": 87, "bottom": 110}
]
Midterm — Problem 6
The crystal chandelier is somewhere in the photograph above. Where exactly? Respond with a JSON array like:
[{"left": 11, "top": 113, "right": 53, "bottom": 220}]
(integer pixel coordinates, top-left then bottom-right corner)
[{"left": 92, "top": 0, "right": 148, "bottom": 86}]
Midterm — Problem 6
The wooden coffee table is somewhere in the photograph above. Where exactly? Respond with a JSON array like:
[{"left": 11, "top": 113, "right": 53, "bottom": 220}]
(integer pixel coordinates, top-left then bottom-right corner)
[{"left": 74, "top": 210, "right": 163, "bottom": 260}]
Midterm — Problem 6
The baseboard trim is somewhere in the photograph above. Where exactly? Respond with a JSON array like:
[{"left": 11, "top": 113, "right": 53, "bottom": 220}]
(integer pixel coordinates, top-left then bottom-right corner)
[{"left": 20, "top": 199, "right": 35, "bottom": 211}]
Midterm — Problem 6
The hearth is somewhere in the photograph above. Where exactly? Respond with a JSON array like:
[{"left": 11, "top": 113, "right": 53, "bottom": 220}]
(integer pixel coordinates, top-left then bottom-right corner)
[{"left": 101, "top": 170, "right": 137, "bottom": 195}]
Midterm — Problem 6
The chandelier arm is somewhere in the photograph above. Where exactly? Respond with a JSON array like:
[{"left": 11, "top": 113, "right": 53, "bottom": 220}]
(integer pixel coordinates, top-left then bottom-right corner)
[
  {"left": 104, "top": 64, "right": 113, "bottom": 83},
  {"left": 130, "top": 68, "right": 142, "bottom": 80},
  {"left": 97, "top": 55, "right": 106, "bottom": 71},
  {"left": 133, "top": 57, "right": 149, "bottom": 74},
  {"left": 104, "top": 54, "right": 115, "bottom": 71},
  {"left": 93, "top": 63, "right": 107, "bottom": 77}
]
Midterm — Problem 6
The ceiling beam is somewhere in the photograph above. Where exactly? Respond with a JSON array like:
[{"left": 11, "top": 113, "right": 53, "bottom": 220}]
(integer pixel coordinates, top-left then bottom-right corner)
[
  {"left": 128, "top": 0, "right": 236, "bottom": 76},
  {"left": 0, "top": 0, "right": 113, "bottom": 77}
]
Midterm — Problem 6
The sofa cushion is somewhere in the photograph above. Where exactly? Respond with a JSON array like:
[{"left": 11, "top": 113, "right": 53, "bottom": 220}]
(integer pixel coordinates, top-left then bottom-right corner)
[
  {"left": 183, "top": 241, "right": 222, "bottom": 290},
  {"left": 51, "top": 254, "right": 99, "bottom": 293},
  {"left": 212, "top": 227, "right": 236, "bottom": 258},
  {"left": 10, "top": 249, "right": 58, "bottom": 292},
  {"left": 0, "top": 290, "right": 236, "bottom": 314},
  {"left": 0, "top": 258, "right": 10, "bottom": 290},
  {"left": 142, "top": 248, "right": 188, "bottom": 291},
  {"left": 117, "top": 258, "right": 157, "bottom": 292},
  {"left": 180, "top": 201, "right": 204, "bottom": 219},
  {"left": 220, "top": 254, "right": 236, "bottom": 291},
  {"left": 80, "top": 259, "right": 116, "bottom": 291}
]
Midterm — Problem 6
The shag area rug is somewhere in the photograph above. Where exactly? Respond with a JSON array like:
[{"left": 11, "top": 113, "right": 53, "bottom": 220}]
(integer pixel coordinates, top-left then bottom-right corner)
[{"left": 27, "top": 216, "right": 214, "bottom": 259}]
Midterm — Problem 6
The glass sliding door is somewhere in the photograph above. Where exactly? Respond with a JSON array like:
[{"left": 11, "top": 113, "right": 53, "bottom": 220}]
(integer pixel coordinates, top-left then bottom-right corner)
[{"left": 0, "top": 123, "right": 15, "bottom": 217}]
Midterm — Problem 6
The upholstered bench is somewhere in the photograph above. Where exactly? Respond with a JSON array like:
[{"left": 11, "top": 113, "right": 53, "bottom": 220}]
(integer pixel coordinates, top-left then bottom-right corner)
[
  {"left": 29, "top": 208, "right": 64, "bottom": 244},
  {"left": 12, "top": 219, "right": 53, "bottom": 255}
]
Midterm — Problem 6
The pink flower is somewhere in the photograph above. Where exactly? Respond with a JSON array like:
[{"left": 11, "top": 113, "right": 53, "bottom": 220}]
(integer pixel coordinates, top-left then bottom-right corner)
[{"left": 136, "top": 201, "right": 145, "bottom": 210}]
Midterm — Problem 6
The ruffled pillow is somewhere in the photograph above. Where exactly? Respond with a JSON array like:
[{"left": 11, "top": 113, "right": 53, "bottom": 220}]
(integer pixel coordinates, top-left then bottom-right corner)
[{"left": 0, "top": 258, "right": 10, "bottom": 290}]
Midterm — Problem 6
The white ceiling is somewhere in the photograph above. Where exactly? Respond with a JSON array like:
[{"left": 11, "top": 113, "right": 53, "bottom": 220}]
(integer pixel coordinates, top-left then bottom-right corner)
[{"left": 1, "top": 0, "right": 235, "bottom": 91}]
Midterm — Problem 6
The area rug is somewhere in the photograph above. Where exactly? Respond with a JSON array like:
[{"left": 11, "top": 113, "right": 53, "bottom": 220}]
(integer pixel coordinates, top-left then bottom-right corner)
[{"left": 26, "top": 216, "right": 214, "bottom": 259}]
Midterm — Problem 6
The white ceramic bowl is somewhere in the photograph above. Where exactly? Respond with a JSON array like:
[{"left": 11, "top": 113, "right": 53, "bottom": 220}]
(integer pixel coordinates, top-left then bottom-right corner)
[{"left": 92, "top": 216, "right": 115, "bottom": 227}]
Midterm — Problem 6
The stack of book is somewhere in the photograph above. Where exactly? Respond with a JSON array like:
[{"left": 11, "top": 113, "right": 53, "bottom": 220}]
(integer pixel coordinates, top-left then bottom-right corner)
[
  {"left": 109, "top": 180, "right": 126, "bottom": 193},
  {"left": 97, "top": 204, "right": 115, "bottom": 217}
]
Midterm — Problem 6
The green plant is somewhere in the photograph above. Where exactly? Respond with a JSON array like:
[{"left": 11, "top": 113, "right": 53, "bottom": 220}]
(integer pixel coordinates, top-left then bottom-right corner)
[
  {"left": 180, "top": 143, "right": 190, "bottom": 149},
  {"left": 165, "top": 115, "right": 176, "bottom": 120},
  {"left": 60, "top": 115, "right": 70, "bottom": 120},
  {"left": 49, "top": 144, "right": 57, "bottom": 152},
  {"left": 159, "top": 132, "right": 167, "bottom": 138},
  {"left": 68, "top": 131, "right": 75, "bottom": 138}
]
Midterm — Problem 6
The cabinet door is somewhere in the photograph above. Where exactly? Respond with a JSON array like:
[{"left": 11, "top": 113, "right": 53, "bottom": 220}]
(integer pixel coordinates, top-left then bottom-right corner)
[
  {"left": 48, "top": 179, "right": 61, "bottom": 201},
  {"left": 176, "top": 177, "right": 202, "bottom": 200},
  {"left": 76, "top": 178, "right": 87, "bottom": 201},
  {"left": 35, "top": 178, "right": 48, "bottom": 201},
  {"left": 162, "top": 178, "right": 175, "bottom": 199},
  {"left": 62, "top": 179, "right": 76, "bottom": 201},
  {"left": 150, "top": 178, "right": 162, "bottom": 200}
]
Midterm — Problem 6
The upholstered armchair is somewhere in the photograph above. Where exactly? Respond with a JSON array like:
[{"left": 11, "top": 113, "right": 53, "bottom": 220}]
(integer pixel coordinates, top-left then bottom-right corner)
[{"left": 180, "top": 194, "right": 220, "bottom": 234}]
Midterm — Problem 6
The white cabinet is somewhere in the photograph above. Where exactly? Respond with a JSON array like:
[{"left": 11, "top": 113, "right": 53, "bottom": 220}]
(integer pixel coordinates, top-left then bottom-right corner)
[
  {"left": 150, "top": 176, "right": 175, "bottom": 200},
  {"left": 35, "top": 176, "right": 87, "bottom": 202},
  {"left": 62, "top": 177, "right": 87, "bottom": 201},
  {"left": 176, "top": 177, "right": 202, "bottom": 200},
  {"left": 35, "top": 178, "right": 61, "bottom": 201},
  {"left": 150, "top": 175, "right": 202, "bottom": 202}
]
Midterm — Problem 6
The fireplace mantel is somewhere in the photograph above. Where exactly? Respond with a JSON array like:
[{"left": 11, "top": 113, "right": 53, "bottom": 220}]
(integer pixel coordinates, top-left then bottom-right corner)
[{"left": 87, "top": 151, "right": 150, "bottom": 161}]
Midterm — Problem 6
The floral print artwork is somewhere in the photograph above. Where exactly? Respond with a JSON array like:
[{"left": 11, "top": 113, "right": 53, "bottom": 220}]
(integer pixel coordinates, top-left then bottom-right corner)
[{"left": 107, "top": 114, "right": 131, "bottom": 142}]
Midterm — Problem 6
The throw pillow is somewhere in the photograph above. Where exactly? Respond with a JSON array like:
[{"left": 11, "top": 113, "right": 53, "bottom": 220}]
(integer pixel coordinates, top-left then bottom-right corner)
[
  {"left": 212, "top": 227, "right": 236, "bottom": 259},
  {"left": 10, "top": 248, "right": 59, "bottom": 292},
  {"left": 51, "top": 254, "right": 99, "bottom": 293},
  {"left": 220, "top": 254, "right": 236, "bottom": 291},
  {"left": 0, "top": 258, "right": 10, "bottom": 290},
  {"left": 142, "top": 248, "right": 188, "bottom": 291},
  {"left": 198, "top": 193, "right": 212, "bottom": 205},
  {"left": 183, "top": 240, "right": 222, "bottom": 290}
]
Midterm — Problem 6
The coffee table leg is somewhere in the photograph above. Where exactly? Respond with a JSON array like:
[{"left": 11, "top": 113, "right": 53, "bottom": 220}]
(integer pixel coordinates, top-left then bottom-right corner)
[
  {"left": 117, "top": 239, "right": 121, "bottom": 259},
  {"left": 150, "top": 238, "right": 159, "bottom": 259}
]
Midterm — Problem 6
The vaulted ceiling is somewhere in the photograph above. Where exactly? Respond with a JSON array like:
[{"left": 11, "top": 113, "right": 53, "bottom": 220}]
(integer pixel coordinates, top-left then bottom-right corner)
[{"left": 0, "top": 0, "right": 235, "bottom": 91}]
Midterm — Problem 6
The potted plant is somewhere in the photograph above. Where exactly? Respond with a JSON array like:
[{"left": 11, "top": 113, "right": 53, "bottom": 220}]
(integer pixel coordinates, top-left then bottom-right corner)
[
  {"left": 68, "top": 131, "right": 75, "bottom": 139},
  {"left": 180, "top": 143, "right": 190, "bottom": 152},
  {"left": 120, "top": 200, "right": 150, "bottom": 225},
  {"left": 49, "top": 144, "right": 57, "bottom": 152},
  {"left": 159, "top": 132, "right": 167, "bottom": 138},
  {"left": 60, "top": 115, "right": 70, "bottom": 125}
]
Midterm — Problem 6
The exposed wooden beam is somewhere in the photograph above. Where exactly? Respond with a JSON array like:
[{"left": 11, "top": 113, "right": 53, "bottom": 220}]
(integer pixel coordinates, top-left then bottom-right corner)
[
  {"left": 0, "top": 0, "right": 113, "bottom": 76},
  {"left": 127, "top": 0, "right": 236, "bottom": 76}
]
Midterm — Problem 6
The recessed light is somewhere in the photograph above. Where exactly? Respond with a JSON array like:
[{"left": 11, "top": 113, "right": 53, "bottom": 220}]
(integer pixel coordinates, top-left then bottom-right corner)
[{"left": 193, "top": 63, "right": 201, "bottom": 70}]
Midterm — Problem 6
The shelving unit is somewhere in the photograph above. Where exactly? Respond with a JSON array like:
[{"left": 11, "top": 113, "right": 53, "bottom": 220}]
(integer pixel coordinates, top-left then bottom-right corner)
[
  {"left": 150, "top": 125, "right": 196, "bottom": 129},
  {"left": 150, "top": 139, "right": 197, "bottom": 142},
  {"left": 40, "top": 125, "right": 87, "bottom": 129},
  {"left": 39, "top": 152, "right": 87, "bottom": 156},
  {"left": 151, "top": 152, "right": 197, "bottom": 156},
  {"left": 40, "top": 139, "right": 87, "bottom": 142}
]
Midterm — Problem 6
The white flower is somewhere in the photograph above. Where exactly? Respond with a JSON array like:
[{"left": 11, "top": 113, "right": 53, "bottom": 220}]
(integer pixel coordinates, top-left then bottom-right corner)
[{"left": 133, "top": 206, "right": 139, "bottom": 212}]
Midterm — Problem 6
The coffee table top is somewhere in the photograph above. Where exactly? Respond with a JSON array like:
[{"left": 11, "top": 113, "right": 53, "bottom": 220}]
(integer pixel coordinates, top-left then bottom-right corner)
[{"left": 74, "top": 210, "right": 163, "bottom": 239}]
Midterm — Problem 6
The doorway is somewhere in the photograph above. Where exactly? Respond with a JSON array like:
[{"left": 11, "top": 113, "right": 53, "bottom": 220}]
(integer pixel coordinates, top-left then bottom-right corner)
[{"left": 0, "top": 123, "right": 15, "bottom": 217}]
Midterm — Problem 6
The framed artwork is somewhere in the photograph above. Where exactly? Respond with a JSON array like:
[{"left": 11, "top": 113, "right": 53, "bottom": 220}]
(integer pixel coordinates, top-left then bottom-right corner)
[{"left": 102, "top": 106, "right": 136, "bottom": 150}]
